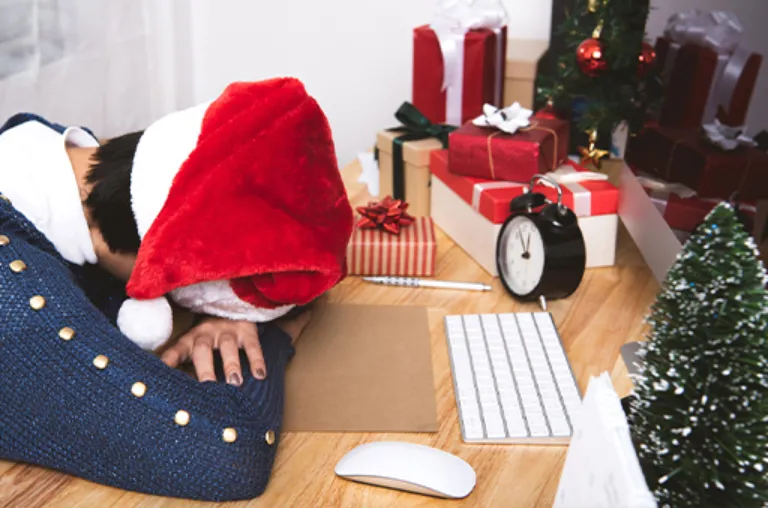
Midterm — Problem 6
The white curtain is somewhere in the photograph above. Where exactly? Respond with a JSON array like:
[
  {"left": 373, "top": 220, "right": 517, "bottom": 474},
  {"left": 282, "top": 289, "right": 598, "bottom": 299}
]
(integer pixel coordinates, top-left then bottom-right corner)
[{"left": 0, "top": 0, "right": 193, "bottom": 137}]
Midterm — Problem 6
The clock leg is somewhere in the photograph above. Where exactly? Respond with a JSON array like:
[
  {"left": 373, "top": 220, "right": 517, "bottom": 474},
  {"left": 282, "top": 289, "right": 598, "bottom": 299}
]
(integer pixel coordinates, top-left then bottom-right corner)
[{"left": 539, "top": 295, "right": 548, "bottom": 312}]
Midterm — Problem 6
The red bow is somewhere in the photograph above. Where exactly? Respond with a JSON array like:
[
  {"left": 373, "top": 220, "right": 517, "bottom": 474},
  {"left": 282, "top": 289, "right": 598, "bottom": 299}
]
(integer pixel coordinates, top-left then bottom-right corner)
[{"left": 355, "top": 196, "right": 415, "bottom": 235}]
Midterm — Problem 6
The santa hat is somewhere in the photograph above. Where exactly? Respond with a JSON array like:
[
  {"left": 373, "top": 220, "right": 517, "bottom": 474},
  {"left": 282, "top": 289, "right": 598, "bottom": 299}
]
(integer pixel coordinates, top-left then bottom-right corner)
[{"left": 117, "top": 78, "right": 353, "bottom": 350}]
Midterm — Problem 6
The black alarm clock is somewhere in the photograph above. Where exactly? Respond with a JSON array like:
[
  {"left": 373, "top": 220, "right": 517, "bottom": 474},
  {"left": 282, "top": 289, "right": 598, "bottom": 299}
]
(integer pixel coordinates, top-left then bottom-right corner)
[{"left": 496, "top": 175, "right": 586, "bottom": 309}]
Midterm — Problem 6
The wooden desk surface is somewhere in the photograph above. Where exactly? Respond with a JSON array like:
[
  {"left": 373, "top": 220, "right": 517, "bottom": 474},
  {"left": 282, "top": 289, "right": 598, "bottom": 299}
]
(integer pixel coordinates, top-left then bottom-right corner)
[{"left": 1, "top": 161, "right": 659, "bottom": 508}]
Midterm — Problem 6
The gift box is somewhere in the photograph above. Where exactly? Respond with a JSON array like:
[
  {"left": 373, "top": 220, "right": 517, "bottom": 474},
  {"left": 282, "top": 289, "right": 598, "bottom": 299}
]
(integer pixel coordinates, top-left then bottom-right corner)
[
  {"left": 376, "top": 102, "right": 455, "bottom": 217},
  {"left": 432, "top": 150, "right": 618, "bottom": 222},
  {"left": 413, "top": 23, "right": 507, "bottom": 126},
  {"left": 377, "top": 130, "right": 442, "bottom": 218},
  {"left": 448, "top": 117, "right": 570, "bottom": 182},
  {"left": 430, "top": 150, "right": 619, "bottom": 276},
  {"left": 504, "top": 39, "right": 549, "bottom": 109},
  {"left": 656, "top": 11, "right": 762, "bottom": 129},
  {"left": 626, "top": 125, "right": 768, "bottom": 201},
  {"left": 347, "top": 216, "right": 437, "bottom": 276},
  {"left": 641, "top": 180, "right": 756, "bottom": 233}
]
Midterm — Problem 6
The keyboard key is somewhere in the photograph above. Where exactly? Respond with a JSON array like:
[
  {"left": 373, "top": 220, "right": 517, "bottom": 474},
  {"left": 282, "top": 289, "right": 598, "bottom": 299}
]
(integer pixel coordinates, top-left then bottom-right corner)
[
  {"left": 507, "top": 421, "right": 529, "bottom": 438},
  {"left": 485, "top": 418, "right": 506, "bottom": 439},
  {"left": 463, "top": 419, "right": 485, "bottom": 440}
]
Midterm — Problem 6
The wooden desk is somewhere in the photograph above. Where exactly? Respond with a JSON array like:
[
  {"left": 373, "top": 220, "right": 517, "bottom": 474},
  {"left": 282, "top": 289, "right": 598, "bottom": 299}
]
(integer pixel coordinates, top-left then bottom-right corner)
[{"left": 0, "top": 161, "right": 659, "bottom": 508}]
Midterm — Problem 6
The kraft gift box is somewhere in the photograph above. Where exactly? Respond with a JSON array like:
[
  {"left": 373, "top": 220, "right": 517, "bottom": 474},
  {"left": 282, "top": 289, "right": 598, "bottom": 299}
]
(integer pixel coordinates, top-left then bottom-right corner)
[
  {"left": 376, "top": 130, "right": 444, "bottom": 218},
  {"left": 504, "top": 39, "right": 549, "bottom": 109}
]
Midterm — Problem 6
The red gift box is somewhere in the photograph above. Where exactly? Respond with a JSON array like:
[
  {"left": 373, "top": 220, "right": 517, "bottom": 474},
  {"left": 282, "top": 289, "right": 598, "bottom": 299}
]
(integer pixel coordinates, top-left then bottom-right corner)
[
  {"left": 412, "top": 25, "right": 506, "bottom": 126},
  {"left": 346, "top": 217, "right": 436, "bottom": 276},
  {"left": 656, "top": 35, "right": 762, "bottom": 129},
  {"left": 626, "top": 125, "right": 768, "bottom": 201},
  {"left": 430, "top": 150, "right": 618, "bottom": 224},
  {"left": 642, "top": 184, "right": 756, "bottom": 233},
  {"left": 447, "top": 118, "right": 570, "bottom": 182}
]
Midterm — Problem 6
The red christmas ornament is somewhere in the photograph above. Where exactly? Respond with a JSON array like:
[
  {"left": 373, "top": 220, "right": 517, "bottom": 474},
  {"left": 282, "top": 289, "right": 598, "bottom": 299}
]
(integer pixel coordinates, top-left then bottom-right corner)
[
  {"left": 536, "top": 102, "right": 559, "bottom": 119},
  {"left": 637, "top": 41, "right": 657, "bottom": 78},
  {"left": 355, "top": 196, "right": 415, "bottom": 235},
  {"left": 576, "top": 37, "right": 607, "bottom": 77}
]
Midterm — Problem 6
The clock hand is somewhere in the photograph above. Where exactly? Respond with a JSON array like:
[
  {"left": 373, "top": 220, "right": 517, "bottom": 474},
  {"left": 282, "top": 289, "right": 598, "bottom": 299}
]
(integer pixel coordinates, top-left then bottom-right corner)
[
  {"left": 518, "top": 230, "right": 526, "bottom": 252},
  {"left": 525, "top": 233, "right": 531, "bottom": 254},
  {"left": 521, "top": 230, "right": 531, "bottom": 260}
]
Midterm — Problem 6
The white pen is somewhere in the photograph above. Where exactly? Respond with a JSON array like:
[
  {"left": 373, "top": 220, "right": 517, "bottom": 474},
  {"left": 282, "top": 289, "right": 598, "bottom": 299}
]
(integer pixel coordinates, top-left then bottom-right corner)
[{"left": 363, "top": 276, "right": 492, "bottom": 292}]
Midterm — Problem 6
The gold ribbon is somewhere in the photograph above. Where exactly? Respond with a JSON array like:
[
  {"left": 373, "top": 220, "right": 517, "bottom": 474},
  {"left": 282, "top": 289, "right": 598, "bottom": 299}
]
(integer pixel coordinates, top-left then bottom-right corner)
[{"left": 486, "top": 121, "right": 560, "bottom": 180}]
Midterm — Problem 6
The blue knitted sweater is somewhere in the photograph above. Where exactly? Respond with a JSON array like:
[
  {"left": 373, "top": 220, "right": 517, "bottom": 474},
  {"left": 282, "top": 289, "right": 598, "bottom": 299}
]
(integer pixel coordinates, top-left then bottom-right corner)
[{"left": 0, "top": 198, "right": 295, "bottom": 501}]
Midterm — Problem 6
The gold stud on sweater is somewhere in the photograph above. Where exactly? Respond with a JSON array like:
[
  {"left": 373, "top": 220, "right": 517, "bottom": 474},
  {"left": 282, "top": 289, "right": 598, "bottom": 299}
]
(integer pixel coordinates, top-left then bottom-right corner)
[
  {"left": 9, "top": 260, "right": 27, "bottom": 273},
  {"left": 265, "top": 430, "right": 276, "bottom": 445},
  {"left": 222, "top": 428, "right": 238, "bottom": 443},
  {"left": 58, "top": 327, "right": 75, "bottom": 341},
  {"left": 0, "top": 194, "right": 11, "bottom": 204},
  {"left": 93, "top": 355, "right": 109, "bottom": 370},
  {"left": 174, "top": 410, "right": 190, "bottom": 427},
  {"left": 131, "top": 382, "right": 147, "bottom": 398},
  {"left": 0, "top": 235, "right": 8, "bottom": 246},
  {"left": 29, "top": 295, "right": 46, "bottom": 310}
]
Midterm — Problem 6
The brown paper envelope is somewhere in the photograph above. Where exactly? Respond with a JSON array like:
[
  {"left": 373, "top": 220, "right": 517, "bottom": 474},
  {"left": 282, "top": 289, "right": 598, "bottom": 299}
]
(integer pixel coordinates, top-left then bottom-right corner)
[{"left": 283, "top": 304, "right": 437, "bottom": 433}]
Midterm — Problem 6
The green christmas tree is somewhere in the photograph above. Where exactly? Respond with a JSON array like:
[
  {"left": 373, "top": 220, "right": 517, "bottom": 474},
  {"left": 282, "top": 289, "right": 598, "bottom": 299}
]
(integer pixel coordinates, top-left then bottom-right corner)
[
  {"left": 537, "top": 0, "right": 662, "bottom": 146},
  {"left": 629, "top": 203, "right": 768, "bottom": 507}
]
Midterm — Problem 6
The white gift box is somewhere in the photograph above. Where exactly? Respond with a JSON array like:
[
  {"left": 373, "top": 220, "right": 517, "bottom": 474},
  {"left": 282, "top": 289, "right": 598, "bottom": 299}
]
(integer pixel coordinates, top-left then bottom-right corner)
[{"left": 432, "top": 176, "right": 618, "bottom": 276}]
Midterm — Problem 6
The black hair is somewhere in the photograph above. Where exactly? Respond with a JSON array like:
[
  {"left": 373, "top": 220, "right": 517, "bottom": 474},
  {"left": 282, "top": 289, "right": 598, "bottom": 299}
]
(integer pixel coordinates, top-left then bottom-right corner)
[{"left": 85, "top": 131, "right": 143, "bottom": 254}]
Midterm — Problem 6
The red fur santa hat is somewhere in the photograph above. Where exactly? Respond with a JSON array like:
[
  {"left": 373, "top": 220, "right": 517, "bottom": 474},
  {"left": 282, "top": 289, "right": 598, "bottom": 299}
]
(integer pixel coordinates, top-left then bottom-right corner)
[{"left": 117, "top": 78, "right": 353, "bottom": 350}]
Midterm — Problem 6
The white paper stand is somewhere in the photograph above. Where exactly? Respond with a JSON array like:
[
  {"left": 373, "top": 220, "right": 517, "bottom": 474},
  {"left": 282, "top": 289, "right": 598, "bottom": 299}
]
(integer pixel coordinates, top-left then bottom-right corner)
[
  {"left": 554, "top": 373, "right": 656, "bottom": 508},
  {"left": 618, "top": 165, "right": 683, "bottom": 284}
]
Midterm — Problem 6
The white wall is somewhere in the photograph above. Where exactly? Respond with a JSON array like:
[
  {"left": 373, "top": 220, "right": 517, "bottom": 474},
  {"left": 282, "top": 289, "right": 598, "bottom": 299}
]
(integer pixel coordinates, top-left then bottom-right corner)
[
  {"left": 189, "top": 0, "right": 552, "bottom": 167},
  {"left": 646, "top": 0, "right": 768, "bottom": 135},
  {"left": 188, "top": 0, "right": 768, "bottom": 166}
]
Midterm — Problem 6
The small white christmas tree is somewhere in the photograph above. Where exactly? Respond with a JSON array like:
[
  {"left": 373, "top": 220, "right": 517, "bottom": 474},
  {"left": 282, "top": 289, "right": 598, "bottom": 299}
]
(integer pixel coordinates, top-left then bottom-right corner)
[{"left": 629, "top": 202, "right": 768, "bottom": 507}]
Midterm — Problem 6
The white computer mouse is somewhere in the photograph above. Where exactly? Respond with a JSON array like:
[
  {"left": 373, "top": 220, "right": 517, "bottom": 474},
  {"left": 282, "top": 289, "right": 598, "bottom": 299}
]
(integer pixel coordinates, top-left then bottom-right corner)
[{"left": 334, "top": 441, "right": 476, "bottom": 499}]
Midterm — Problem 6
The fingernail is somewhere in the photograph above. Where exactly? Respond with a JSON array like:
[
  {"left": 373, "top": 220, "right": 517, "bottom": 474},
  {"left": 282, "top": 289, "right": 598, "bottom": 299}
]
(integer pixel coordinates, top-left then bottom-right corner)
[
  {"left": 255, "top": 368, "right": 266, "bottom": 379},
  {"left": 229, "top": 373, "right": 242, "bottom": 387}
]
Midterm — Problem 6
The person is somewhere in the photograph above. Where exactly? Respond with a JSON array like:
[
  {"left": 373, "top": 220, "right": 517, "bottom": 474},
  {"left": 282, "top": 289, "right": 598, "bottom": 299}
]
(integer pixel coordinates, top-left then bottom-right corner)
[{"left": 0, "top": 77, "right": 353, "bottom": 501}]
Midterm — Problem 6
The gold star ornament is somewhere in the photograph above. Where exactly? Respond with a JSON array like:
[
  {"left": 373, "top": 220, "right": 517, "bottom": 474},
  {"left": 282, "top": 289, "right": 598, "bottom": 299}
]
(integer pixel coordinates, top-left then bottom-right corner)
[{"left": 578, "top": 130, "right": 610, "bottom": 169}]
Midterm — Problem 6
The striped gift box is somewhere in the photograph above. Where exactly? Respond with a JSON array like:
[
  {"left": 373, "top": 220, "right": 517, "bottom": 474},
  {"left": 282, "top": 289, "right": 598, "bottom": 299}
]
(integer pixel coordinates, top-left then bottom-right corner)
[{"left": 347, "top": 217, "right": 437, "bottom": 276}]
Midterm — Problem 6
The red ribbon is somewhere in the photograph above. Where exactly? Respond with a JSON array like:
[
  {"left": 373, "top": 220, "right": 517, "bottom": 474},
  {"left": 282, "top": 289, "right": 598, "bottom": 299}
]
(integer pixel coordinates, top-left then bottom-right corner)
[{"left": 356, "top": 196, "right": 415, "bottom": 235}]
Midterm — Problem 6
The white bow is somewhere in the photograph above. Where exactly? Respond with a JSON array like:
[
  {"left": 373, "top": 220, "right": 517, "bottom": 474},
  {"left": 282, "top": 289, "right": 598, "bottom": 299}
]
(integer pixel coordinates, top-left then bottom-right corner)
[
  {"left": 664, "top": 9, "right": 742, "bottom": 52},
  {"left": 636, "top": 174, "right": 697, "bottom": 199},
  {"left": 703, "top": 119, "right": 756, "bottom": 151},
  {"left": 549, "top": 166, "right": 608, "bottom": 184},
  {"left": 430, "top": 0, "right": 508, "bottom": 93},
  {"left": 472, "top": 103, "right": 532, "bottom": 134},
  {"left": 430, "top": 0, "right": 507, "bottom": 36}
]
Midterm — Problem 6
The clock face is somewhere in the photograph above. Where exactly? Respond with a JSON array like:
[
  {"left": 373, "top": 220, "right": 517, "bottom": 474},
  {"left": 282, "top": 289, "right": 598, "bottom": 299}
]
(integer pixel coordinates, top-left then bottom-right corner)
[{"left": 499, "top": 215, "right": 545, "bottom": 296}]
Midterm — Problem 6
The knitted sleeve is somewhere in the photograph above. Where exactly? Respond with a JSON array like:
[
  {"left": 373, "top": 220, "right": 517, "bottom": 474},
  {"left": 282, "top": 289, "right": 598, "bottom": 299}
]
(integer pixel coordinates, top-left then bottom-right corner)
[{"left": 0, "top": 211, "right": 296, "bottom": 501}]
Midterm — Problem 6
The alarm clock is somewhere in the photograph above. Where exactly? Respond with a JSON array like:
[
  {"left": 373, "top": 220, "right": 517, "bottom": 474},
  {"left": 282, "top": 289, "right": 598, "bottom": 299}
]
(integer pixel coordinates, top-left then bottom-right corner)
[{"left": 496, "top": 175, "right": 586, "bottom": 308}]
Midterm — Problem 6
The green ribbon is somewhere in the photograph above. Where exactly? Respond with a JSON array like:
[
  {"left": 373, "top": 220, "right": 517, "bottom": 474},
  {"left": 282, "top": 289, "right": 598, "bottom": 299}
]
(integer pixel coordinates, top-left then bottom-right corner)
[{"left": 387, "top": 102, "right": 456, "bottom": 201}]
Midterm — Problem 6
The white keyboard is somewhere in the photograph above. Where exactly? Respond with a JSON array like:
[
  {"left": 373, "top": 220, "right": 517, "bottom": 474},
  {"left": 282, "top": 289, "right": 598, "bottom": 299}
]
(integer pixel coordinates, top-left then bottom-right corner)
[{"left": 445, "top": 313, "right": 582, "bottom": 444}]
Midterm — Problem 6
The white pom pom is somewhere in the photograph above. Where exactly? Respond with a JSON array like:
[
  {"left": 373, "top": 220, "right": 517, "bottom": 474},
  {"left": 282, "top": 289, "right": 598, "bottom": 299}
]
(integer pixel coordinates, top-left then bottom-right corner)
[{"left": 117, "top": 297, "right": 173, "bottom": 351}]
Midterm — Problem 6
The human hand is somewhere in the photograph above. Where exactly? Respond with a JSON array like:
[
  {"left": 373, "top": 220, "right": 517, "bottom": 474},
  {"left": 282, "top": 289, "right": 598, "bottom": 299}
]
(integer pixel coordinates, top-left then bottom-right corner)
[
  {"left": 160, "top": 312, "right": 312, "bottom": 386},
  {"left": 161, "top": 317, "right": 264, "bottom": 386}
]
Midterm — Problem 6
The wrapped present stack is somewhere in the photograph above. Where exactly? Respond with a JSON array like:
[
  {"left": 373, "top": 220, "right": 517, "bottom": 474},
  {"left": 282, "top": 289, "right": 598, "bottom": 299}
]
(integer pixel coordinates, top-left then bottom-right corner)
[
  {"left": 626, "top": 9, "right": 767, "bottom": 237},
  {"left": 432, "top": 102, "right": 619, "bottom": 277},
  {"left": 359, "top": 0, "right": 620, "bottom": 279}
]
